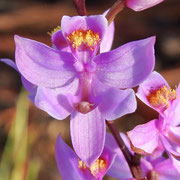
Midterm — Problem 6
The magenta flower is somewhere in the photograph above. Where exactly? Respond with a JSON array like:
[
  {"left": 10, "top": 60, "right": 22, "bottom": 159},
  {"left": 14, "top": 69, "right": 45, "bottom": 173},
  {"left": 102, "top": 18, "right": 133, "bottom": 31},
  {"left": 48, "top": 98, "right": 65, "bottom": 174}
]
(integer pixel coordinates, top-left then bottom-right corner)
[
  {"left": 55, "top": 134, "right": 116, "bottom": 180},
  {"left": 106, "top": 133, "right": 180, "bottom": 180},
  {"left": 127, "top": 71, "right": 180, "bottom": 159},
  {"left": 1, "top": 14, "right": 155, "bottom": 166},
  {"left": 126, "top": 0, "right": 164, "bottom": 11}
]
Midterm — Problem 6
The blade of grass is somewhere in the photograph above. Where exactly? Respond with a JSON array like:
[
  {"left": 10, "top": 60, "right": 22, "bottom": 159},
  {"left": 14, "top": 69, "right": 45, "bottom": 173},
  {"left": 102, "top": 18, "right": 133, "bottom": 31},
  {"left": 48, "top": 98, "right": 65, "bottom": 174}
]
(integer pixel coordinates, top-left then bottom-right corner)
[
  {"left": 26, "top": 159, "right": 40, "bottom": 180},
  {"left": 11, "top": 88, "right": 29, "bottom": 180},
  {"left": 0, "top": 88, "right": 29, "bottom": 180}
]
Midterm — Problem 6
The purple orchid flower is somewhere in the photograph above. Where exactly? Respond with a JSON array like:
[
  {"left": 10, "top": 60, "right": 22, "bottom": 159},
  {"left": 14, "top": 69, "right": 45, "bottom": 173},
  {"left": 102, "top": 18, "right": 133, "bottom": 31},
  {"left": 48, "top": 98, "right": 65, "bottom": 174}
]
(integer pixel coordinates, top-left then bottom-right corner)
[
  {"left": 106, "top": 132, "right": 180, "bottom": 180},
  {"left": 1, "top": 14, "right": 155, "bottom": 166},
  {"left": 127, "top": 71, "right": 180, "bottom": 161},
  {"left": 126, "top": 0, "right": 164, "bottom": 11},
  {"left": 141, "top": 144, "right": 180, "bottom": 180},
  {"left": 55, "top": 134, "right": 116, "bottom": 180}
]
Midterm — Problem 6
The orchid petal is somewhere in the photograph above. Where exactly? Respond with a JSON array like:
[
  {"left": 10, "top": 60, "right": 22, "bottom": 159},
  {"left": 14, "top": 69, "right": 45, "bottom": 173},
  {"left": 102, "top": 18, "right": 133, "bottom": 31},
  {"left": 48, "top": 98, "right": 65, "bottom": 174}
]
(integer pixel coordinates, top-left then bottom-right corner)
[
  {"left": 0, "top": 58, "right": 38, "bottom": 102},
  {"left": 21, "top": 77, "right": 37, "bottom": 95},
  {"left": 107, "top": 156, "right": 132, "bottom": 179},
  {"left": 35, "top": 88, "right": 72, "bottom": 120},
  {"left": 98, "top": 88, "right": 137, "bottom": 120},
  {"left": 127, "top": 119, "right": 160, "bottom": 155},
  {"left": 52, "top": 30, "right": 71, "bottom": 52},
  {"left": 149, "top": 141, "right": 165, "bottom": 160},
  {"left": 100, "top": 10, "right": 115, "bottom": 53},
  {"left": 126, "top": 0, "right": 164, "bottom": 11},
  {"left": 170, "top": 83, "right": 180, "bottom": 126},
  {"left": 140, "top": 158, "right": 153, "bottom": 177},
  {"left": 94, "top": 146, "right": 116, "bottom": 180},
  {"left": 161, "top": 135, "right": 180, "bottom": 158},
  {"left": 136, "top": 71, "right": 169, "bottom": 114},
  {"left": 100, "top": 20, "right": 114, "bottom": 53},
  {"left": 154, "top": 159, "right": 180, "bottom": 180},
  {"left": 170, "top": 154, "right": 180, "bottom": 174},
  {"left": 70, "top": 108, "right": 105, "bottom": 167},
  {"left": 105, "top": 133, "right": 132, "bottom": 153},
  {"left": 165, "top": 126, "right": 180, "bottom": 147},
  {"left": 91, "top": 76, "right": 110, "bottom": 96},
  {"left": 21, "top": 77, "right": 37, "bottom": 102},
  {"left": 0, "top": 58, "right": 18, "bottom": 71},
  {"left": 105, "top": 133, "right": 132, "bottom": 179},
  {"left": 34, "top": 78, "right": 79, "bottom": 120},
  {"left": 15, "top": 35, "right": 76, "bottom": 88},
  {"left": 55, "top": 134, "right": 90, "bottom": 180},
  {"left": 95, "top": 36, "right": 155, "bottom": 89},
  {"left": 101, "top": 146, "right": 116, "bottom": 171}
]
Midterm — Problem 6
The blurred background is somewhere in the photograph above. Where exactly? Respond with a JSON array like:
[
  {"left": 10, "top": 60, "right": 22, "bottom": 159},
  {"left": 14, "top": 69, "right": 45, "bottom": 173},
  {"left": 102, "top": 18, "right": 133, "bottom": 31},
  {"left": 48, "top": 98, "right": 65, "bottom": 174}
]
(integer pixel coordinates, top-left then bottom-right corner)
[{"left": 0, "top": 0, "right": 180, "bottom": 179}]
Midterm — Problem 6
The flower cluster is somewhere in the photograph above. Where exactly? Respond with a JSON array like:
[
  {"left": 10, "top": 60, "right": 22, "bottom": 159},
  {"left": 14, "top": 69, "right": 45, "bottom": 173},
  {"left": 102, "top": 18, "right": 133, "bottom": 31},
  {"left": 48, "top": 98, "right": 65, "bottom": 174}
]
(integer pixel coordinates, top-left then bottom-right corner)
[{"left": 1, "top": 0, "right": 180, "bottom": 179}]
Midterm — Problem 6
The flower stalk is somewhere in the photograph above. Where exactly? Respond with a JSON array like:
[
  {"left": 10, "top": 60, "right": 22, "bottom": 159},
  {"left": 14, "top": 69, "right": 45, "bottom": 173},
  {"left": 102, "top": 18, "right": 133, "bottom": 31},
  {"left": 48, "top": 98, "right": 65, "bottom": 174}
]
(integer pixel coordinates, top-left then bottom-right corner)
[
  {"left": 73, "top": 0, "right": 125, "bottom": 24},
  {"left": 73, "top": 0, "right": 87, "bottom": 16},
  {"left": 106, "top": 120, "right": 144, "bottom": 179},
  {"left": 105, "top": 0, "right": 125, "bottom": 25}
]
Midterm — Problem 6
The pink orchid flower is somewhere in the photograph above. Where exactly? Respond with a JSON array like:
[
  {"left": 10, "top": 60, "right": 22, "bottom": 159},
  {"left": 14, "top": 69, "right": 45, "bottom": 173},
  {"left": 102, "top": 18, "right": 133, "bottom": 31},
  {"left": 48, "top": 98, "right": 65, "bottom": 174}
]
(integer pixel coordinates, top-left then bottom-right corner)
[{"left": 128, "top": 71, "right": 180, "bottom": 161}]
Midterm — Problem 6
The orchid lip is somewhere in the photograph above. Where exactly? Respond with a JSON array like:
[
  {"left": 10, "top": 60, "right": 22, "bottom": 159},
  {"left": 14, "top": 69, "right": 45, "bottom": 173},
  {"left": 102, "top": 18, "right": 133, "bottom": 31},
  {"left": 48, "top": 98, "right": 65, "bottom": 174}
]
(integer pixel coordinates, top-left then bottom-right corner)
[
  {"left": 66, "top": 29, "right": 101, "bottom": 51},
  {"left": 147, "top": 84, "right": 177, "bottom": 111}
]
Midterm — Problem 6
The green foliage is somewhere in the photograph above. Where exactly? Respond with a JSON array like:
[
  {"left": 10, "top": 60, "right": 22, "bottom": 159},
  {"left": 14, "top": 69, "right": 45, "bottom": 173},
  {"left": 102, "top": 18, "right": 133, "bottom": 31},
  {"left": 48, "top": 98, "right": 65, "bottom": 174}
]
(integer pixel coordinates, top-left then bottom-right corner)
[{"left": 0, "top": 88, "right": 40, "bottom": 180}]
